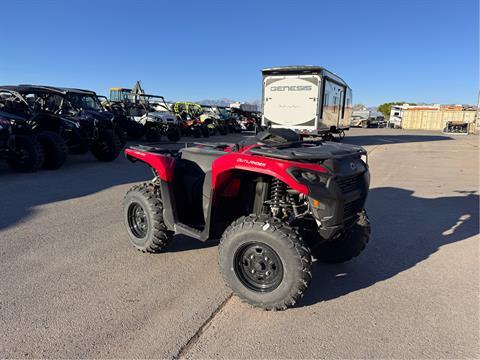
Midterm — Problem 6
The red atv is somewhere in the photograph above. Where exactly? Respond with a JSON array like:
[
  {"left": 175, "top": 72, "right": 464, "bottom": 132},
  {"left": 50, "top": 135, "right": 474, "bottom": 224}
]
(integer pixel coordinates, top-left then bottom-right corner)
[{"left": 123, "top": 128, "right": 371, "bottom": 310}]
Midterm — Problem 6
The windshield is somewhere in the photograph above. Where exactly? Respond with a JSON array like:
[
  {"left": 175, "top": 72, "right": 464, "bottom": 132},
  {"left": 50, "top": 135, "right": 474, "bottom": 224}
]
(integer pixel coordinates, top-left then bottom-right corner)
[{"left": 67, "top": 94, "right": 103, "bottom": 111}]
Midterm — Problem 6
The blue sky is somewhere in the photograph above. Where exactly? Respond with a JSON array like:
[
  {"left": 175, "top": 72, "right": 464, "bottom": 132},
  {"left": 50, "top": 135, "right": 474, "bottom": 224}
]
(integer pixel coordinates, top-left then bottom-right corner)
[{"left": 1, "top": 0, "right": 478, "bottom": 106}]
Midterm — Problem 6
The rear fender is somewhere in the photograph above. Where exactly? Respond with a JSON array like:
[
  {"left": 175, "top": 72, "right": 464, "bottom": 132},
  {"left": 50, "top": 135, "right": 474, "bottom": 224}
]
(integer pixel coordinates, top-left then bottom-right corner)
[{"left": 124, "top": 148, "right": 174, "bottom": 182}]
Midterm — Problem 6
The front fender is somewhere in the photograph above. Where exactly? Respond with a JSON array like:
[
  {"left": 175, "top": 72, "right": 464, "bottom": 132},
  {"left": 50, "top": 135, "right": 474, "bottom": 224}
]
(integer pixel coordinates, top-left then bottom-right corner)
[{"left": 211, "top": 152, "right": 328, "bottom": 196}]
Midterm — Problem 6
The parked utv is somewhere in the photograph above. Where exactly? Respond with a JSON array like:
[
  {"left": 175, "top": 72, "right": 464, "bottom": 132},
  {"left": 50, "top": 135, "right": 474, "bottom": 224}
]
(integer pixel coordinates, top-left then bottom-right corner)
[
  {"left": 123, "top": 128, "right": 371, "bottom": 310},
  {"left": 0, "top": 88, "right": 66, "bottom": 171},
  {"left": 199, "top": 105, "right": 228, "bottom": 136},
  {"left": 0, "top": 85, "right": 124, "bottom": 163},
  {"left": 172, "top": 102, "right": 209, "bottom": 138},
  {"left": 108, "top": 86, "right": 181, "bottom": 142}
]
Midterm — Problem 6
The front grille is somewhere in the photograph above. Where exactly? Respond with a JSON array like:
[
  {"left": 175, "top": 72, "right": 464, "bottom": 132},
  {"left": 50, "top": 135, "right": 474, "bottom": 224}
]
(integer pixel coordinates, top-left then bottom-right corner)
[
  {"left": 336, "top": 174, "right": 362, "bottom": 194},
  {"left": 343, "top": 198, "right": 363, "bottom": 219}
]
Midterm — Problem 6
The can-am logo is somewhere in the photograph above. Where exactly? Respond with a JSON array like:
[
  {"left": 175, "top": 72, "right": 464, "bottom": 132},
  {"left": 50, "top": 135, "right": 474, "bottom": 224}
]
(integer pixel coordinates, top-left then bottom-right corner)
[{"left": 270, "top": 86, "right": 312, "bottom": 92}]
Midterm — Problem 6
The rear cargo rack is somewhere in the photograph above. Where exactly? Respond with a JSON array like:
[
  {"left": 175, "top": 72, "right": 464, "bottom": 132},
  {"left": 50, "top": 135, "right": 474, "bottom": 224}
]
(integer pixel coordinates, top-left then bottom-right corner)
[{"left": 249, "top": 144, "right": 366, "bottom": 160}]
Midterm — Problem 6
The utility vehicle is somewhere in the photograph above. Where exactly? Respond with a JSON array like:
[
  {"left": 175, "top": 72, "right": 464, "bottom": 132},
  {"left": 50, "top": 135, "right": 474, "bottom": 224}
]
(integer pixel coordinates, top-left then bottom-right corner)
[
  {"left": 200, "top": 105, "right": 228, "bottom": 135},
  {"left": 123, "top": 128, "right": 371, "bottom": 310},
  {"left": 109, "top": 85, "right": 181, "bottom": 142},
  {"left": 172, "top": 102, "right": 209, "bottom": 138},
  {"left": 0, "top": 88, "right": 66, "bottom": 170},
  {"left": 0, "top": 85, "right": 124, "bottom": 163}
]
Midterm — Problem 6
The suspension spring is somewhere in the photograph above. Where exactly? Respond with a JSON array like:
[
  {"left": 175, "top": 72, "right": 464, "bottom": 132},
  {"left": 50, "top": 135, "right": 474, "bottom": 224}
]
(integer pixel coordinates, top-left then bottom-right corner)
[{"left": 270, "top": 179, "right": 286, "bottom": 210}]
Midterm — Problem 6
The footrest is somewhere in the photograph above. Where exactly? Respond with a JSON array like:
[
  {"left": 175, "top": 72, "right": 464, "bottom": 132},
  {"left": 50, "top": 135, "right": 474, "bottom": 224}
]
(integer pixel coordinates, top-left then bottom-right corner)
[{"left": 175, "top": 223, "right": 208, "bottom": 241}]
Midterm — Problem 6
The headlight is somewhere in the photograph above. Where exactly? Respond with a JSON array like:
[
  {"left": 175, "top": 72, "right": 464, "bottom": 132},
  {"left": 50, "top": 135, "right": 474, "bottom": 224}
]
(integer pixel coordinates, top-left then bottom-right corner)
[{"left": 289, "top": 168, "right": 327, "bottom": 185}]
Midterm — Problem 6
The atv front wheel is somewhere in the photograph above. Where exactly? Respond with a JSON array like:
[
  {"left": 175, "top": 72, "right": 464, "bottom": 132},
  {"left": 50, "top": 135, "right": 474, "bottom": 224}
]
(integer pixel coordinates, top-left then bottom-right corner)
[
  {"left": 311, "top": 210, "right": 371, "bottom": 264},
  {"left": 8, "top": 135, "right": 45, "bottom": 172},
  {"left": 37, "top": 131, "right": 67, "bottom": 169},
  {"left": 91, "top": 130, "right": 122, "bottom": 162},
  {"left": 219, "top": 215, "right": 312, "bottom": 310},
  {"left": 123, "top": 183, "right": 170, "bottom": 253}
]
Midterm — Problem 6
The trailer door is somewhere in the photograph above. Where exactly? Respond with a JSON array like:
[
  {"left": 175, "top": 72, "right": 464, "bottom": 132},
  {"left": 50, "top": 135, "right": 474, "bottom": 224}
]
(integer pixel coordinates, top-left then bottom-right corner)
[
  {"left": 263, "top": 75, "right": 320, "bottom": 129},
  {"left": 322, "top": 79, "right": 347, "bottom": 129}
]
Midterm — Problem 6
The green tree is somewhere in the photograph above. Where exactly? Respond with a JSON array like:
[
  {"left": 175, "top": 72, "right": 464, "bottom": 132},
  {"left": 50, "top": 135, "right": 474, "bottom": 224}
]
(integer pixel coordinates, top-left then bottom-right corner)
[{"left": 377, "top": 102, "right": 410, "bottom": 117}]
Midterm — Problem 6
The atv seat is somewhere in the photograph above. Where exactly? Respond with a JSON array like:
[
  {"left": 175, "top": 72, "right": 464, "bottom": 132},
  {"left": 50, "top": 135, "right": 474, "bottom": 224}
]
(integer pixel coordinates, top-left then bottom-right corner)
[
  {"left": 179, "top": 147, "right": 225, "bottom": 173},
  {"left": 178, "top": 147, "right": 226, "bottom": 223}
]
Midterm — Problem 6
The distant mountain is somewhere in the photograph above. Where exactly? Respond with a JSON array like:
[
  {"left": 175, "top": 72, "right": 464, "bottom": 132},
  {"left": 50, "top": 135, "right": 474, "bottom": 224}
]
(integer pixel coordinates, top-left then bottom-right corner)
[
  {"left": 196, "top": 98, "right": 236, "bottom": 107},
  {"left": 196, "top": 98, "right": 262, "bottom": 109}
]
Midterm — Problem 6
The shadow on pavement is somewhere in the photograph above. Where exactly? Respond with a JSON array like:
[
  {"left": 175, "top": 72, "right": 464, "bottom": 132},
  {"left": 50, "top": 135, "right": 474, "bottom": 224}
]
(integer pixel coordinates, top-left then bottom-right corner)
[
  {"left": 167, "top": 235, "right": 219, "bottom": 253},
  {"left": 0, "top": 154, "right": 152, "bottom": 230},
  {"left": 301, "top": 187, "right": 479, "bottom": 306},
  {"left": 0, "top": 135, "right": 244, "bottom": 231},
  {"left": 343, "top": 134, "right": 453, "bottom": 146}
]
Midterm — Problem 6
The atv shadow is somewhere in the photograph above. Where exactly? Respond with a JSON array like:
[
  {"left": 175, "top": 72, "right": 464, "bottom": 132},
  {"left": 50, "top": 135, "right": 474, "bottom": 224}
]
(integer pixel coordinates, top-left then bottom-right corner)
[
  {"left": 342, "top": 133, "right": 454, "bottom": 146},
  {"left": 300, "top": 187, "right": 479, "bottom": 306},
  {"left": 168, "top": 235, "right": 219, "bottom": 252}
]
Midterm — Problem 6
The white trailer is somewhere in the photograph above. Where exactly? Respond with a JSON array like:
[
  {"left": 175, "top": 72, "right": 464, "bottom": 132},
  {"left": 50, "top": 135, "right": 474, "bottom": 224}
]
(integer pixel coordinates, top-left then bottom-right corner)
[{"left": 261, "top": 66, "right": 352, "bottom": 135}]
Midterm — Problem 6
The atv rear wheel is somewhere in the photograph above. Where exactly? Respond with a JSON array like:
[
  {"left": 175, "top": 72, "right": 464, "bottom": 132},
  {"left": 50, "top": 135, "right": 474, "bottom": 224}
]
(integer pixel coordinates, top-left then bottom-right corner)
[
  {"left": 123, "top": 183, "right": 170, "bottom": 253},
  {"left": 8, "top": 135, "right": 45, "bottom": 172},
  {"left": 311, "top": 210, "right": 371, "bottom": 264},
  {"left": 91, "top": 130, "right": 122, "bottom": 162},
  {"left": 219, "top": 214, "right": 312, "bottom": 310},
  {"left": 37, "top": 131, "right": 67, "bottom": 169}
]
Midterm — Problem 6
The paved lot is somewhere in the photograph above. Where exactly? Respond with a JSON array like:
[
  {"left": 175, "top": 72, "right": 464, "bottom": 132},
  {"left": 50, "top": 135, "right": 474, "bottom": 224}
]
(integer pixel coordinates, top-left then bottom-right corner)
[{"left": 0, "top": 128, "right": 478, "bottom": 359}]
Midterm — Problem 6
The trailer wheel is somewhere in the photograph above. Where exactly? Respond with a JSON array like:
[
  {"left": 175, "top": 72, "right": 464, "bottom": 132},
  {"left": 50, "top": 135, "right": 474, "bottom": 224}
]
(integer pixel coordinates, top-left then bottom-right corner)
[
  {"left": 219, "top": 214, "right": 312, "bottom": 310},
  {"left": 362, "top": 121, "right": 369, "bottom": 128},
  {"left": 37, "top": 131, "right": 68, "bottom": 169}
]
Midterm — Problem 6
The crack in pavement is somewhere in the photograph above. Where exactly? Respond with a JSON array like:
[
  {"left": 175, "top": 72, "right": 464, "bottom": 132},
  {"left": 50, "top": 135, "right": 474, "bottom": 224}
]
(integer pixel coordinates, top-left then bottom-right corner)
[{"left": 174, "top": 293, "right": 234, "bottom": 359}]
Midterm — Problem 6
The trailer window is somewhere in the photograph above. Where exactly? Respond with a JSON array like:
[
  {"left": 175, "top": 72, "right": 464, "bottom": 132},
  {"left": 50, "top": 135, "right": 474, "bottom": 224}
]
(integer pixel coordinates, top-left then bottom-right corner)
[
  {"left": 324, "top": 93, "right": 330, "bottom": 109},
  {"left": 333, "top": 96, "right": 339, "bottom": 113}
]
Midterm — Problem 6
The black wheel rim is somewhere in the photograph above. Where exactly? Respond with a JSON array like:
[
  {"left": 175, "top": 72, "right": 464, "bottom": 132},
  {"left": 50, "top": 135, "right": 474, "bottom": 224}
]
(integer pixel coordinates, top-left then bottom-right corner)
[
  {"left": 234, "top": 242, "right": 283, "bottom": 292},
  {"left": 127, "top": 202, "right": 148, "bottom": 238}
]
